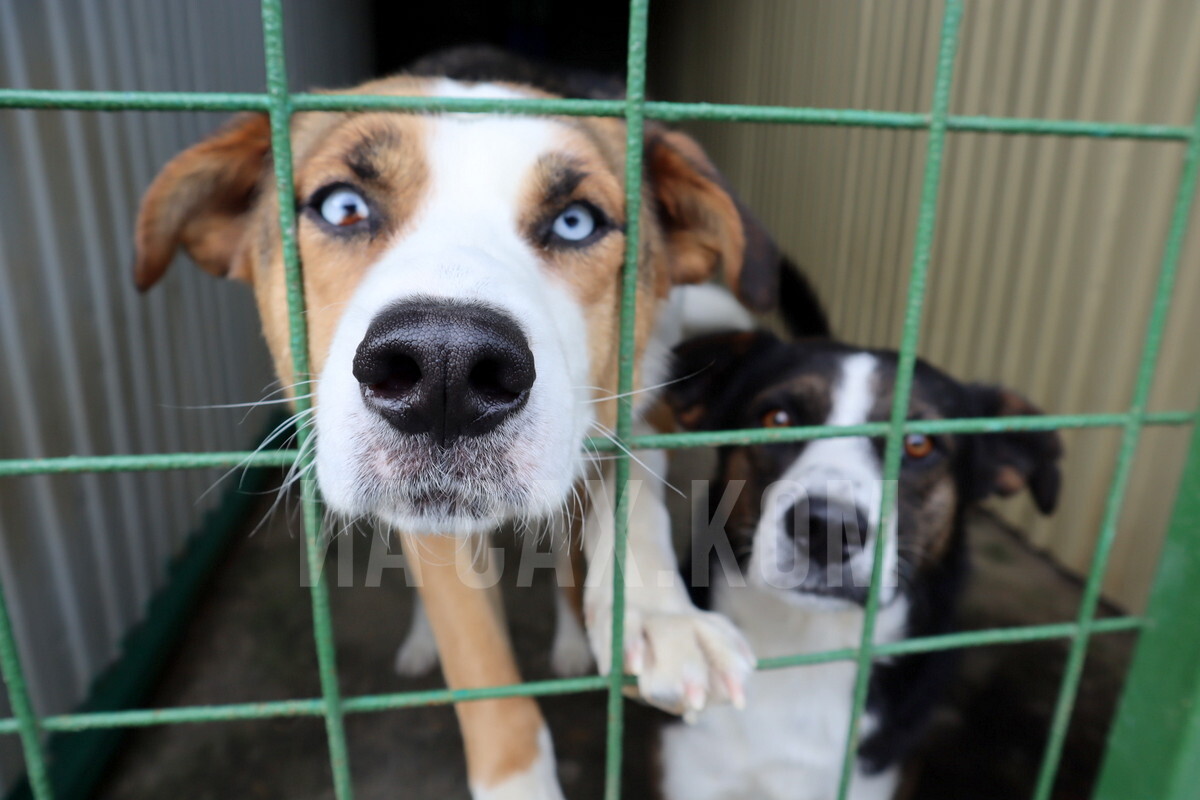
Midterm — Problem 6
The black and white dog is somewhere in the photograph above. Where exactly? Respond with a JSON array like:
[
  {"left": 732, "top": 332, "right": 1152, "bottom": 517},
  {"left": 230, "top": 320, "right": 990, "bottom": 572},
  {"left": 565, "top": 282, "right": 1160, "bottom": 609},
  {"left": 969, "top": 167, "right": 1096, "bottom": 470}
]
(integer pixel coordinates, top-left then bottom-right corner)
[{"left": 658, "top": 330, "right": 1063, "bottom": 800}]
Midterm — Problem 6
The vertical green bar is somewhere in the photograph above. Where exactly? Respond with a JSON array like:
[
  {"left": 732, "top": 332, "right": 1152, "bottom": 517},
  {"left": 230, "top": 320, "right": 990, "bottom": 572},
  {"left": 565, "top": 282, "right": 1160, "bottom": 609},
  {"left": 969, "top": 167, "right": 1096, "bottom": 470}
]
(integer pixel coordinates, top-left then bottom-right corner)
[
  {"left": 1031, "top": 94, "right": 1200, "bottom": 800},
  {"left": 0, "top": 586, "right": 53, "bottom": 799},
  {"left": 604, "top": 1, "right": 651, "bottom": 798},
  {"left": 835, "top": 3, "right": 964, "bottom": 799},
  {"left": 259, "top": 3, "right": 355, "bottom": 799},
  {"left": 1095, "top": 418, "right": 1200, "bottom": 799}
]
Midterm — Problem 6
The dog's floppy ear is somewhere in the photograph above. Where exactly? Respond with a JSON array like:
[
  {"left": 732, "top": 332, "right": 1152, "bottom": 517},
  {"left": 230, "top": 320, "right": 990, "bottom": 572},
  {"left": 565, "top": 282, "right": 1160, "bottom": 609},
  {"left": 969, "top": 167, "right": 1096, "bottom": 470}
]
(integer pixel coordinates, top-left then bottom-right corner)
[
  {"left": 645, "top": 128, "right": 779, "bottom": 312},
  {"left": 665, "top": 329, "right": 780, "bottom": 431},
  {"left": 730, "top": 196, "right": 785, "bottom": 313},
  {"left": 965, "top": 385, "right": 1064, "bottom": 514},
  {"left": 134, "top": 113, "right": 272, "bottom": 291}
]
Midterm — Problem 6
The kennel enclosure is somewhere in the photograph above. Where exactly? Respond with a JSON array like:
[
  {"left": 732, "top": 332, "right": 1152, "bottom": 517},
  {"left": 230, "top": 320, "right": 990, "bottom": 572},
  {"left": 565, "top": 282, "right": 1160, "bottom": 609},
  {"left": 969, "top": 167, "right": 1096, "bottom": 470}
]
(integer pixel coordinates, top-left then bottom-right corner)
[{"left": 0, "top": 1, "right": 1198, "bottom": 798}]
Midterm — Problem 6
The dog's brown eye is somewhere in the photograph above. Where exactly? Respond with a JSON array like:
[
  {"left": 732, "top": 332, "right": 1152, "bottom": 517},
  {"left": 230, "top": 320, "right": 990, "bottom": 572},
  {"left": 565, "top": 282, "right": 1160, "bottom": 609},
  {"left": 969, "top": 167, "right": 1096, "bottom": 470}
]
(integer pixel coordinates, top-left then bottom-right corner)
[
  {"left": 904, "top": 433, "right": 935, "bottom": 459},
  {"left": 762, "top": 409, "right": 792, "bottom": 428}
]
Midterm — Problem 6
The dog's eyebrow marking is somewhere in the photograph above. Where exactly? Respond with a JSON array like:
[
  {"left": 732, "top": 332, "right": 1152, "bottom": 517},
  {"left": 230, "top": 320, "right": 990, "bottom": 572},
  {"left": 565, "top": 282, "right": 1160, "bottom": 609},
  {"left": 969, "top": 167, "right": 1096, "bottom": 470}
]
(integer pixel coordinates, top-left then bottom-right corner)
[
  {"left": 540, "top": 159, "right": 587, "bottom": 208},
  {"left": 561, "top": 117, "right": 624, "bottom": 174},
  {"left": 344, "top": 129, "right": 399, "bottom": 182},
  {"left": 534, "top": 155, "right": 628, "bottom": 233}
]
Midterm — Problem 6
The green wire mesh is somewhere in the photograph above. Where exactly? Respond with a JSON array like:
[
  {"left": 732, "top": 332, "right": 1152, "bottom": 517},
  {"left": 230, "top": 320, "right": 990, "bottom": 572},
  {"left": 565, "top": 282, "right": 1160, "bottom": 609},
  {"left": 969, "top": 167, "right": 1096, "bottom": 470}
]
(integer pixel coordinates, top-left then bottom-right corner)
[
  {"left": 604, "top": 2, "right": 652, "bottom": 794},
  {"left": 0, "top": 0, "right": 1197, "bottom": 798},
  {"left": 834, "top": 3, "right": 964, "bottom": 794}
]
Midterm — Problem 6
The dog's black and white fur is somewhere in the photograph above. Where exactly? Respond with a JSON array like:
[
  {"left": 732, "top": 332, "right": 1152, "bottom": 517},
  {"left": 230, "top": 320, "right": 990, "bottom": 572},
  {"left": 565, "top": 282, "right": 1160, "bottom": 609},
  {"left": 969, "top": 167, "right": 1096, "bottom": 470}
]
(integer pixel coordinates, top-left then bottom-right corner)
[{"left": 658, "top": 330, "right": 1063, "bottom": 800}]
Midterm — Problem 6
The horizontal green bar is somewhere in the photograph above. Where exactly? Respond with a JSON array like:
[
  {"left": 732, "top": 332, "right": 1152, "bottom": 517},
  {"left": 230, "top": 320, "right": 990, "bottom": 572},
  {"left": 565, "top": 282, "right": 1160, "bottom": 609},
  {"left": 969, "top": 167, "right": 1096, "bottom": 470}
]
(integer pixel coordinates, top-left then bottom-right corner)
[
  {"left": 0, "top": 617, "right": 1140, "bottom": 735},
  {"left": 291, "top": 93, "right": 626, "bottom": 116},
  {"left": 594, "top": 409, "right": 1194, "bottom": 452},
  {"left": 643, "top": 101, "right": 928, "bottom": 128},
  {"left": 0, "top": 89, "right": 1191, "bottom": 143},
  {"left": 0, "top": 89, "right": 270, "bottom": 111},
  {"left": 0, "top": 90, "right": 621, "bottom": 116},
  {"left": 947, "top": 114, "right": 1193, "bottom": 141},
  {"left": 0, "top": 675, "right": 614, "bottom": 734},
  {"left": 340, "top": 675, "right": 611, "bottom": 712},
  {"left": 757, "top": 615, "right": 1144, "bottom": 671},
  {"left": 2, "top": 410, "right": 1191, "bottom": 476},
  {"left": 0, "top": 450, "right": 298, "bottom": 477}
]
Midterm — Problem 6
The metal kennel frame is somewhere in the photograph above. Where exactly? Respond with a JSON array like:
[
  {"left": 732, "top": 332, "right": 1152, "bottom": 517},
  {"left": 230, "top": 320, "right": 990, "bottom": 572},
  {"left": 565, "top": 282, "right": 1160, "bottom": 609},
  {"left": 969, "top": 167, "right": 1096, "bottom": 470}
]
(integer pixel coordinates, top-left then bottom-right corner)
[{"left": 1, "top": 1, "right": 1198, "bottom": 798}]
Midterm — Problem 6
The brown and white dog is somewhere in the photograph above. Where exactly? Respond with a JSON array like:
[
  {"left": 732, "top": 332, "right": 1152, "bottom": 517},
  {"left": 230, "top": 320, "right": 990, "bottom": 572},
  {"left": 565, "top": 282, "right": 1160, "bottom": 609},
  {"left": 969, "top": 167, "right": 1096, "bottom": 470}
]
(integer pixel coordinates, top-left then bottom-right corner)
[{"left": 133, "top": 48, "right": 774, "bottom": 799}]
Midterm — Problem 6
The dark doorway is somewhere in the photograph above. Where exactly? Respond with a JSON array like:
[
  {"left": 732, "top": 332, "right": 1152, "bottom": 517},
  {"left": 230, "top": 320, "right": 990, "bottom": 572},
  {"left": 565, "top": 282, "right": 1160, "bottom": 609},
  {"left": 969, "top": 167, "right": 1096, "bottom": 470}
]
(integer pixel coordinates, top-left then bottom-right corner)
[{"left": 370, "top": 0, "right": 632, "bottom": 79}]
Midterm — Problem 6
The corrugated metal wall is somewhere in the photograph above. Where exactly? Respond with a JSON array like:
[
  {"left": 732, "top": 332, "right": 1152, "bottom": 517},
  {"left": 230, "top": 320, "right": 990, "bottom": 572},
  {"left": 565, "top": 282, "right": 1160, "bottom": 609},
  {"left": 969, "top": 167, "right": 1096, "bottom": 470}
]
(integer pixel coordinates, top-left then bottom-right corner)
[
  {"left": 652, "top": 0, "right": 1200, "bottom": 612},
  {"left": 0, "top": 0, "right": 372, "bottom": 787}
]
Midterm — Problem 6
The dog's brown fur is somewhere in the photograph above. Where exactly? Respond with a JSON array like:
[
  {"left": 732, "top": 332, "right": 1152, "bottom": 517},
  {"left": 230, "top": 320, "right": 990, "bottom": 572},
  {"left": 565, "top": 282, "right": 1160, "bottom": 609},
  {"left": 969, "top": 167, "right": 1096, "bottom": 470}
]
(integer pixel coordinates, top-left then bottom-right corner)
[{"left": 135, "top": 69, "right": 773, "bottom": 792}]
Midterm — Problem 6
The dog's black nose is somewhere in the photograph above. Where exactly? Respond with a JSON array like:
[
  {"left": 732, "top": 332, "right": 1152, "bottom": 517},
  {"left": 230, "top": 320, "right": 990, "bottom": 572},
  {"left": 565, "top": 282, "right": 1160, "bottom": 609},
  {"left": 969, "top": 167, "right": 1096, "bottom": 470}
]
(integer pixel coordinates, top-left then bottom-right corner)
[
  {"left": 352, "top": 301, "right": 536, "bottom": 445},
  {"left": 785, "top": 496, "right": 869, "bottom": 566}
]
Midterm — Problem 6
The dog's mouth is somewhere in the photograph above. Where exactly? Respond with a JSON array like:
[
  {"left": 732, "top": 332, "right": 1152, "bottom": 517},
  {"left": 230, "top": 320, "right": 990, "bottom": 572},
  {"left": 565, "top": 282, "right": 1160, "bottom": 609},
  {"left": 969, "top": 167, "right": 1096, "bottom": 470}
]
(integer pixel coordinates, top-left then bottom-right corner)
[
  {"left": 401, "top": 484, "right": 529, "bottom": 525},
  {"left": 788, "top": 580, "right": 871, "bottom": 608},
  {"left": 348, "top": 423, "right": 553, "bottom": 533},
  {"left": 759, "top": 549, "right": 875, "bottom": 607},
  {"left": 315, "top": 372, "right": 585, "bottom": 536}
]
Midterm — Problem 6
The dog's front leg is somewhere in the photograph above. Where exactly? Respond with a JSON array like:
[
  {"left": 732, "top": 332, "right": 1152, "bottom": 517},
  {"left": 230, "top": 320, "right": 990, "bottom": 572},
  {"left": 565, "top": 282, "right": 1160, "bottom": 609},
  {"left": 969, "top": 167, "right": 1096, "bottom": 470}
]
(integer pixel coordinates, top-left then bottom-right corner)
[
  {"left": 401, "top": 532, "right": 564, "bottom": 800},
  {"left": 581, "top": 454, "right": 756, "bottom": 719}
]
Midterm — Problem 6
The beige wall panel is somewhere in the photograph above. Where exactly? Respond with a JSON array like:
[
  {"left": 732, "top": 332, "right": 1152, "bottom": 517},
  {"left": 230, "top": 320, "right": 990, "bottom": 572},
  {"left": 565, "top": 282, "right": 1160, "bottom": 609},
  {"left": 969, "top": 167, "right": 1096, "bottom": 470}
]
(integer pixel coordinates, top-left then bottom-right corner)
[{"left": 652, "top": 0, "right": 1200, "bottom": 611}]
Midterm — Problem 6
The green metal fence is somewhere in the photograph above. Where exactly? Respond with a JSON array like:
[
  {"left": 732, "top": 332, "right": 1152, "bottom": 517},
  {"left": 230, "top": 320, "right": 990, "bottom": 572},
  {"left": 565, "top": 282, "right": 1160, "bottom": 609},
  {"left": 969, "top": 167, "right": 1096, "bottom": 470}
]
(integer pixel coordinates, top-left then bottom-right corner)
[{"left": 0, "top": 1, "right": 1197, "bottom": 798}]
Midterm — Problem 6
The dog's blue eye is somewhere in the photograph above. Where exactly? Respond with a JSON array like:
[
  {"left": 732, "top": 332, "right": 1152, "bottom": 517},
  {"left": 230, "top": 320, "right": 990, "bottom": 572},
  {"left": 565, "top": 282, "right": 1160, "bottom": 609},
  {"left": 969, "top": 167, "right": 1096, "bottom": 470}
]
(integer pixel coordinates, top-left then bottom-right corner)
[
  {"left": 551, "top": 203, "right": 597, "bottom": 242},
  {"left": 319, "top": 188, "right": 369, "bottom": 227}
]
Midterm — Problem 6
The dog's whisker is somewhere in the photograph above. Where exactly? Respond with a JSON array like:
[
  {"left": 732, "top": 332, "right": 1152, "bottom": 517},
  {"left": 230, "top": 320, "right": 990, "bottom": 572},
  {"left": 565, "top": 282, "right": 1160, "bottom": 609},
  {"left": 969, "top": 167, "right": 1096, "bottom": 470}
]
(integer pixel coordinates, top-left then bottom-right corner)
[
  {"left": 167, "top": 393, "right": 315, "bottom": 412},
  {"left": 577, "top": 369, "right": 700, "bottom": 405},
  {"left": 166, "top": 379, "right": 315, "bottom": 423},
  {"left": 239, "top": 396, "right": 317, "bottom": 426},
  {"left": 587, "top": 419, "right": 684, "bottom": 499},
  {"left": 302, "top": 298, "right": 353, "bottom": 317},
  {"left": 193, "top": 408, "right": 316, "bottom": 508},
  {"left": 246, "top": 453, "right": 315, "bottom": 540}
]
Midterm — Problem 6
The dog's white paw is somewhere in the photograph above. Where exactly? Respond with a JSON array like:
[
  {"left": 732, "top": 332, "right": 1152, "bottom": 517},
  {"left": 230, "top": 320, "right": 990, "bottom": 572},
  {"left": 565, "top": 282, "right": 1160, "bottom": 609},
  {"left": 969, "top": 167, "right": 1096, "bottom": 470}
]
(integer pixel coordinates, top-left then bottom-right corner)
[
  {"left": 550, "top": 591, "right": 595, "bottom": 677},
  {"left": 587, "top": 604, "right": 755, "bottom": 718},
  {"left": 394, "top": 605, "right": 440, "bottom": 677},
  {"left": 550, "top": 617, "right": 595, "bottom": 677},
  {"left": 394, "top": 634, "right": 439, "bottom": 677},
  {"left": 471, "top": 726, "right": 566, "bottom": 800}
]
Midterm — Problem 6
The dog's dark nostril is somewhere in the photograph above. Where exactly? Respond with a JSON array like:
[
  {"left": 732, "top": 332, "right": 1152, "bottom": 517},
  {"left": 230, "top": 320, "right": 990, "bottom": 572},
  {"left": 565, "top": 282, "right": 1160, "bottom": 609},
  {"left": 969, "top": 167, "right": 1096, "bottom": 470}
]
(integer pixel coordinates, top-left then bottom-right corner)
[
  {"left": 367, "top": 354, "right": 422, "bottom": 400},
  {"left": 786, "top": 497, "right": 868, "bottom": 566},
  {"left": 469, "top": 358, "right": 521, "bottom": 404},
  {"left": 353, "top": 300, "right": 536, "bottom": 444}
]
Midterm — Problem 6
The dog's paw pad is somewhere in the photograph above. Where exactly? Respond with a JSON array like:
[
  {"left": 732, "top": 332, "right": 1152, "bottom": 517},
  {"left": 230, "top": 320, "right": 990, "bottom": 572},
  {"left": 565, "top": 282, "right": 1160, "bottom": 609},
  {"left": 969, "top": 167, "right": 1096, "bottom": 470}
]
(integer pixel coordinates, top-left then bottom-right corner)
[{"left": 589, "top": 606, "right": 755, "bottom": 716}]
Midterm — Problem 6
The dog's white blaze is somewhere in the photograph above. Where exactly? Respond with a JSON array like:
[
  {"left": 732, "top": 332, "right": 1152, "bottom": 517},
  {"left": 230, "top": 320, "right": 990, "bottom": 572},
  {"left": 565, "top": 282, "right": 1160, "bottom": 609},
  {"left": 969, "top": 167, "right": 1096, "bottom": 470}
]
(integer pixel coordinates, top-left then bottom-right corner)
[
  {"left": 428, "top": 77, "right": 536, "bottom": 103},
  {"left": 828, "top": 353, "right": 877, "bottom": 426},
  {"left": 315, "top": 85, "right": 593, "bottom": 534},
  {"left": 749, "top": 352, "right": 901, "bottom": 604}
]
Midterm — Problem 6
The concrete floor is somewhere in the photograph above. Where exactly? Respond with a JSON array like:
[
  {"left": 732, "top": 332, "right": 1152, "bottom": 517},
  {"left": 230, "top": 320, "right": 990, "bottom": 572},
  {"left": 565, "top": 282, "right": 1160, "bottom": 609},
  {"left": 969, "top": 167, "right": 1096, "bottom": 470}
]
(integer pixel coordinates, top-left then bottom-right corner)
[{"left": 98, "top": 478, "right": 1132, "bottom": 799}]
